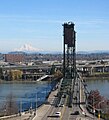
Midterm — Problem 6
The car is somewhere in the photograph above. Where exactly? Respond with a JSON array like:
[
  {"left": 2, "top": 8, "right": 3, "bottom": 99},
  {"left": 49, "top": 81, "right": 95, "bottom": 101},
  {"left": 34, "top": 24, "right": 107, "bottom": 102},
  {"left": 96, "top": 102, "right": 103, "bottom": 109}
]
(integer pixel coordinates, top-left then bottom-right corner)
[
  {"left": 77, "top": 90, "right": 79, "bottom": 93},
  {"left": 73, "top": 96, "right": 78, "bottom": 101},
  {"left": 59, "top": 104, "right": 64, "bottom": 107},
  {"left": 82, "top": 111, "right": 86, "bottom": 115},
  {"left": 55, "top": 112, "right": 61, "bottom": 117},
  {"left": 62, "top": 94, "right": 66, "bottom": 98},
  {"left": 71, "top": 111, "right": 79, "bottom": 115},
  {"left": 76, "top": 83, "right": 78, "bottom": 86}
]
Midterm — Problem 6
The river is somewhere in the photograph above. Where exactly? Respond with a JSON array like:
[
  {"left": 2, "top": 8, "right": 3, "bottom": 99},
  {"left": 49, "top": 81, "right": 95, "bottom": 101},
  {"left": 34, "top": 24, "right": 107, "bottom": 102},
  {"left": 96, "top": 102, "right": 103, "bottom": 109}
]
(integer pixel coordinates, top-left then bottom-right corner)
[
  {"left": 0, "top": 79, "right": 108, "bottom": 112},
  {"left": 0, "top": 80, "right": 57, "bottom": 112},
  {"left": 86, "top": 79, "right": 109, "bottom": 99}
]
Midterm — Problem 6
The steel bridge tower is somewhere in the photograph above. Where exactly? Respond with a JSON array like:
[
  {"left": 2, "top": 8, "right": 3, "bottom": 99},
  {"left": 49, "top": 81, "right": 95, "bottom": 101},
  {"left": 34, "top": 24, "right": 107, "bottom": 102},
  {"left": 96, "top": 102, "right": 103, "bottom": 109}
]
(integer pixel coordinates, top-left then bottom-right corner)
[
  {"left": 58, "top": 22, "right": 76, "bottom": 107},
  {"left": 63, "top": 22, "right": 76, "bottom": 81}
]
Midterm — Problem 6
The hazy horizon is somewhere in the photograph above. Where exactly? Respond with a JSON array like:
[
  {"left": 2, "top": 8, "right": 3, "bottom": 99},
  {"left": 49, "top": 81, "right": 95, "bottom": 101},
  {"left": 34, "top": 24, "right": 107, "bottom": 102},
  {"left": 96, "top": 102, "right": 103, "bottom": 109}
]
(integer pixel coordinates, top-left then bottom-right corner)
[{"left": 1, "top": 44, "right": 109, "bottom": 54}]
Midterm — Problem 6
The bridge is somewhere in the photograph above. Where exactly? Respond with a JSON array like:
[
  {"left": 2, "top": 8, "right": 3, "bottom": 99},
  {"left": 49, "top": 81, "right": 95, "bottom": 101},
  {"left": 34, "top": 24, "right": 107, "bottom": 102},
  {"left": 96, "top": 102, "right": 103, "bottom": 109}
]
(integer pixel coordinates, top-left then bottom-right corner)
[
  {"left": 1, "top": 22, "right": 101, "bottom": 120},
  {"left": 31, "top": 74, "right": 94, "bottom": 120},
  {"left": 32, "top": 22, "right": 99, "bottom": 120},
  {"left": 1, "top": 75, "right": 96, "bottom": 120}
]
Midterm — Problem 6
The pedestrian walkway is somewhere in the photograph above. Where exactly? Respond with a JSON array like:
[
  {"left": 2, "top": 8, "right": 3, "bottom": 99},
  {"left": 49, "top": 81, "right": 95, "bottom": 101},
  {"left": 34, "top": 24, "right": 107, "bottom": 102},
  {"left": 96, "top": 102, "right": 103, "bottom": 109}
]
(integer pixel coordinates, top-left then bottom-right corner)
[
  {"left": 32, "top": 104, "right": 51, "bottom": 120},
  {"left": 76, "top": 116, "right": 92, "bottom": 120},
  {"left": 32, "top": 88, "right": 58, "bottom": 120}
]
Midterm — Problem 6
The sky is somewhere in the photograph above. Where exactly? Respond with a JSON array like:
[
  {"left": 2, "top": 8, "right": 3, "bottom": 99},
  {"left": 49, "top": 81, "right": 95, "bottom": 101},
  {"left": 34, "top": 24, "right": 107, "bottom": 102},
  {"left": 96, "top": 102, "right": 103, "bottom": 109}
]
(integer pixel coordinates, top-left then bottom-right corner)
[{"left": 0, "top": 0, "right": 109, "bottom": 52}]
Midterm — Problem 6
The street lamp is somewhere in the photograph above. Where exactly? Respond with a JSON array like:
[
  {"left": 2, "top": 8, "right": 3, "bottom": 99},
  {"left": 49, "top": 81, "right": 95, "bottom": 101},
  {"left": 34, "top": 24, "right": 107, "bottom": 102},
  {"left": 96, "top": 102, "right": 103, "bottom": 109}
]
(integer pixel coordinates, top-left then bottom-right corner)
[
  {"left": 20, "top": 100, "right": 22, "bottom": 120},
  {"left": 4, "top": 108, "right": 6, "bottom": 116},
  {"left": 35, "top": 92, "right": 37, "bottom": 116},
  {"left": 34, "top": 91, "right": 40, "bottom": 116},
  {"left": 29, "top": 99, "right": 33, "bottom": 119},
  {"left": 92, "top": 94, "right": 95, "bottom": 120}
]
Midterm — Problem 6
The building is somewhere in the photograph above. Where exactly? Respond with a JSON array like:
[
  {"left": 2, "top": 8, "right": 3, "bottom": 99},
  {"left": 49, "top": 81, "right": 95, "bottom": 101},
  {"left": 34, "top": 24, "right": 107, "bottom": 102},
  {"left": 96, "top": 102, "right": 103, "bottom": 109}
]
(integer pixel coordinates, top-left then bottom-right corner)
[{"left": 5, "top": 54, "right": 24, "bottom": 63}]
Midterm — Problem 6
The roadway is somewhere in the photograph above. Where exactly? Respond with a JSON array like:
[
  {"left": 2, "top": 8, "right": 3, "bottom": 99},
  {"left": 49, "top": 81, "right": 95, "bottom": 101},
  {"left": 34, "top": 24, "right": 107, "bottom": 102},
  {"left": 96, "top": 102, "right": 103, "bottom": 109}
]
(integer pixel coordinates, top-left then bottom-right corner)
[
  {"left": 36, "top": 102, "right": 94, "bottom": 120},
  {"left": 33, "top": 76, "right": 95, "bottom": 120}
]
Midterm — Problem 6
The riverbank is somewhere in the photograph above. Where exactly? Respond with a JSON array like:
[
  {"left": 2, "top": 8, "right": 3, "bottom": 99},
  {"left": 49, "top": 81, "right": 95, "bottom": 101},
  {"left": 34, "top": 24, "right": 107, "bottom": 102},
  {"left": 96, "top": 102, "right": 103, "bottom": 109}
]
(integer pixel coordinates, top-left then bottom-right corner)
[
  {"left": 0, "top": 79, "right": 49, "bottom": 84},
  {"left": 82, "top": 72, "right": 109, "bottom": 80},
  {"left": 0, "top": 76, "right": 61, "bottom": 84},
  {"left": 0, "top": 79, "right": 52, "bottom": 84},
  {"left": 83, "top": 72, "right": 109, "bottom": 78},
  {"left": 84, "top": 76, "right": 109, "bottom": 80}
]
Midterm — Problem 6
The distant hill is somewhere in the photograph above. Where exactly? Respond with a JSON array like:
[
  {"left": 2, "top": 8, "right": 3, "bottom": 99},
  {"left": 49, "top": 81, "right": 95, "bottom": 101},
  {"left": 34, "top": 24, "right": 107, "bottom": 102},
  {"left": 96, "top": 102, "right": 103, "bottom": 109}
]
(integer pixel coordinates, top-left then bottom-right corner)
[
  {"left": 77, "top": 50, "right": 109, "bottom": 54},
  {"left": 8, "top": 51, "right": 26, "bottom": 55},
  {"left": 7, "top": 50, "right": 109, "bottom": 55}
]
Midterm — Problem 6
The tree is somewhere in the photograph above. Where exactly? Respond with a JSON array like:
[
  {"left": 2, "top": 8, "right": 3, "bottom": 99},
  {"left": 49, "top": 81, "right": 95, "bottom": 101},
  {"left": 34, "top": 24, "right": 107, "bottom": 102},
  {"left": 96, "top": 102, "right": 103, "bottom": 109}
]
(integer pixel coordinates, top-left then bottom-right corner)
[
  {"left": 54, "top": 70, "right": 63, "bottom": 78},
  {"left": 4, "top": 93, "right": 18, "bottom": 115},
  {"left": 9, "top": 70, "right": 23, "bottom": 80}
]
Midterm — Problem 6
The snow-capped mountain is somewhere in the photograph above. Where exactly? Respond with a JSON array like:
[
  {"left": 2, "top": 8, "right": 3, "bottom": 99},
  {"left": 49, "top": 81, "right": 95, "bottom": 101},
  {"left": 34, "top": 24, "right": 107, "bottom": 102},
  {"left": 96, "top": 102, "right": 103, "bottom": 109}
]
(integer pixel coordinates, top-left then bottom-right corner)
[{"left": 14, "top": 44, "right": 42, "bottom": 52}]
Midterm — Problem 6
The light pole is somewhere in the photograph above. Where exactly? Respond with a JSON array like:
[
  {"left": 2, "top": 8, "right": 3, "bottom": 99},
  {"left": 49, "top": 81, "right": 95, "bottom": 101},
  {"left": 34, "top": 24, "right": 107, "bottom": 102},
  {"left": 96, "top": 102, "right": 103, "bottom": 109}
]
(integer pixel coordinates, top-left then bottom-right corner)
[
  {"left": 35, "top": 92, "right": 37, "bottom": 116},
  {"left": 4, "top": 108, "right": 6, "bottom": 116},
  {"left": 98, "top": 100, "right": 105, "bottom": 120},
  {"left": 20, "top": 100, "right": 22, "bottom": 120},
  {"left": 93, "top": 94, "right": 95, "bottom": 120},
  {"left": 28, "top": 98, "right": 33, "bottom": 119}
]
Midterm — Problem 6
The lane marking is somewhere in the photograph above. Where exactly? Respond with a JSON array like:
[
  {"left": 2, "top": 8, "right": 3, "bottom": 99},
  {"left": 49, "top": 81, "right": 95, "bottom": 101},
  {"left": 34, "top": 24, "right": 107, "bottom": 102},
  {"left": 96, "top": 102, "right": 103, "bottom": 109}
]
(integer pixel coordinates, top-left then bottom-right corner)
[{"left": 60, "top": 96, "right": 68, "bottom": 120}]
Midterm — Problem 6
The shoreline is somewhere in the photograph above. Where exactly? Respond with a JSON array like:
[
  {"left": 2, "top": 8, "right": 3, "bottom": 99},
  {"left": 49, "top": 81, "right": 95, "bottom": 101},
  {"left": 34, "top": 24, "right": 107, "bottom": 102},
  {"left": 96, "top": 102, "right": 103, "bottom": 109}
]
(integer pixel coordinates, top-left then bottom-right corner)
[
  {"left": 83, "top": 76, "right": 109, "bottom": 80},
  {"left": 0, "top": 79, "right": 52, "bottom": 84},
  {"left": 0, "top": 80, "right": 42, "bottom": 84},
  {"left": 1, "top": 76, "right": 109, "bottom": 84},
  {"left": 0, "top": 76, "right": 61, "bottom": 84}
]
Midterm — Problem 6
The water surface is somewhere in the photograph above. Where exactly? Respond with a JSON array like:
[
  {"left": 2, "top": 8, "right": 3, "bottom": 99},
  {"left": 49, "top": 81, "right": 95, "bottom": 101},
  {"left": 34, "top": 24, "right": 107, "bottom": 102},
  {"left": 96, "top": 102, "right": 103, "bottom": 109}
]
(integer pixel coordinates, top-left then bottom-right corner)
[
  {"left": 0, "top": 80, "right": 57, "bottom": 111},
  {"left": 86, "top": 79, "right": 109, "bottom": 98}
]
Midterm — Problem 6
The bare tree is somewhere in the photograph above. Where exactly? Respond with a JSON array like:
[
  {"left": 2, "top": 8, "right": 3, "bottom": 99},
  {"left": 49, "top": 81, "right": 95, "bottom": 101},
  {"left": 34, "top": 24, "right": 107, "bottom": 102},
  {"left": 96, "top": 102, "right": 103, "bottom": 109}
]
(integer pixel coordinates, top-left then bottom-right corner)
[{"left": 4, "top": 93, "right": 18, "bottom": 116}]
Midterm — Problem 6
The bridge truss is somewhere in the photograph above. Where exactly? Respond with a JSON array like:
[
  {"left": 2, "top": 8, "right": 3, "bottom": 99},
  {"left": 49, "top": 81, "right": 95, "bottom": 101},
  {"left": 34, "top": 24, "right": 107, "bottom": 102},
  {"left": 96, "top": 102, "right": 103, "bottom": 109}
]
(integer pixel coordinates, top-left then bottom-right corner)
[{"left": 58, "top": 22, "right": 76, "bottom": 107}]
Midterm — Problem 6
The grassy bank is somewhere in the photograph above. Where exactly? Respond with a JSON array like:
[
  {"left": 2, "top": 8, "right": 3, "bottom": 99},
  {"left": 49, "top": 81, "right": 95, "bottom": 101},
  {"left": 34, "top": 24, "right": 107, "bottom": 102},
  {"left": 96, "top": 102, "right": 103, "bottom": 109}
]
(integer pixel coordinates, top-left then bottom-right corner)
[
  {"left": 83, "top": 72, "right": 109, "bottom": 80},
  {"left": 83, "top": 76, "right": 109, "bottom": 81}
]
